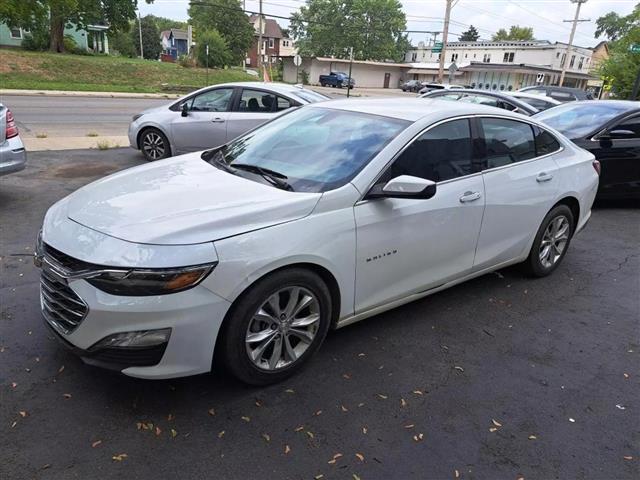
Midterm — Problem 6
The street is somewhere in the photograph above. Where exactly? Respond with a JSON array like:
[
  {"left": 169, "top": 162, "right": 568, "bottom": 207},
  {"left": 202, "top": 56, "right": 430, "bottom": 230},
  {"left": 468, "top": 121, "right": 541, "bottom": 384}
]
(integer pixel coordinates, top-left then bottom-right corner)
[{"left": 1, "top": 148, "right": 638, "bottom": 479}]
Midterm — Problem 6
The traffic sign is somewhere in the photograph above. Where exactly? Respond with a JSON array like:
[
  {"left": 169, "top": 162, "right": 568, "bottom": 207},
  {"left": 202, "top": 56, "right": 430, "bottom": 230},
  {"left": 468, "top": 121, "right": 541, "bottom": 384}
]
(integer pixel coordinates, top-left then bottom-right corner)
[
  {"left": 536, "top": 73, "right": 545, "bottom": 83},
  {"left": 431, "top": 41, "right": 443, "bottom": 53},
  {"left": 630, "top": 44, "right": 640, "bottom": 53},
  {"left": 293, "top": 54, "right": 302, "bottom": 66}
]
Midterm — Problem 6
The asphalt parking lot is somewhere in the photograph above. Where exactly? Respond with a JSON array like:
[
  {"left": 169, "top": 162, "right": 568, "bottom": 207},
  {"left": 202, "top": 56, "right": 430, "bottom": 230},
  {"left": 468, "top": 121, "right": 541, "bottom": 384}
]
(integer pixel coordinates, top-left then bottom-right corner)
[{"left": 1, "top": 148, "right": 639, "bottom": 480}]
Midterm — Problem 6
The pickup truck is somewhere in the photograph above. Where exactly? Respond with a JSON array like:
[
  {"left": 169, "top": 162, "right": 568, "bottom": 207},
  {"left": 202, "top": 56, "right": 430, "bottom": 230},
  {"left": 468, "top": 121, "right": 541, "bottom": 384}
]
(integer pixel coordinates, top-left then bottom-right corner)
[{"left": 319, "top": 72, "right": 355, "bottom": 89}]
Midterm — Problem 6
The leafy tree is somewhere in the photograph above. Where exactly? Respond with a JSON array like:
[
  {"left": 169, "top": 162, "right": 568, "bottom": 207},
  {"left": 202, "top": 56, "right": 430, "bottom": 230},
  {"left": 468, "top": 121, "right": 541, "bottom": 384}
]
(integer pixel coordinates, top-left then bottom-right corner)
[
  {"left": 290, "top": 0, "right": 407, "bottom": 61},
  {"left": 596, "top": 4, "right": 640, "bottom": 97},
  {"left": 132, "top": 15, "right": 161, "bottom": 60},
  {"left": 492, "top": 25, "right": 534, "bottom": 41},
  {"left": 459, "top": 25, "right": 480, "bottom": 42},
  {"left": 110, "top": 26, "right": 136, "bottom": 57},
  {"left": 146, "top": 14, "right": 187, "bottom": 33},
  {"left": 0, "top": 0, "right": 153, "bottom": 53},
  {"left": 188, "top": 0, "right": 254, "bottom": 64},
  {"left": 194, "top": 29, "right": 232, "bottom": 68}
]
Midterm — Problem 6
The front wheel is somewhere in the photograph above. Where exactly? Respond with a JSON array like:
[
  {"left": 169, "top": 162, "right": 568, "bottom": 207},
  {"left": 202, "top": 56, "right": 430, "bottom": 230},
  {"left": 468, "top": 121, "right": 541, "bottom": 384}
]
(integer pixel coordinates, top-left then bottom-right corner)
[
  {"left": 219, "top": 269, "right": 332, "bottom": 385},
  {"left": 523, "top": 204, "right": 574, "bottom": 277},
  {"left": 140, "top": 128, "right": 171, "bottom": 161}
]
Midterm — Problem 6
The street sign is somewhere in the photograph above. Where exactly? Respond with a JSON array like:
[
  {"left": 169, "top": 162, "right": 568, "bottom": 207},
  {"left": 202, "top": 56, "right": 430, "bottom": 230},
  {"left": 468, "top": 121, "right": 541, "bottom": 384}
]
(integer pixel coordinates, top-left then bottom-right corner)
[
  {"left": 536, "top": 73, "right": 545, "bottom": 83},
  {"left": 293, "top": 54, "right": 302, "bottom": 66},
  {"left": 630, "top": 44, "right": 640, "bottom": 53},
  {"left": 431, "top": 41, "right": 443, "bottom": 53}
]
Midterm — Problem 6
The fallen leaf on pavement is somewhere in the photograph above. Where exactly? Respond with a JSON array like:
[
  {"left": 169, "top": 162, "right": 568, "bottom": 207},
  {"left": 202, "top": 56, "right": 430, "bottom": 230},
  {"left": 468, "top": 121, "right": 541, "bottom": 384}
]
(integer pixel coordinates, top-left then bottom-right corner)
[
  {"left": 413, "top": 433, "right": 424, "bottom": 442},
  {"left": 167, "top": 413, "right": 174, "bottom": 421},
  {"left": 314, "top": 410, "right": 322, "bottom": 416},
  {"left": 19, "top": 411, "right": 27, "bottom": 418},
  {"left": 455, "top": 469, "right": 460, "bottom": 478},
  {"left": 284, "top": 445, "right": 290, "bottom": 454},
  {"left": 569, "top": 418, "right": 576, "bottom": 423},
  {"left": 63, "top": 393, "right": 72, "bottom": 399},
  {"left": 341, "top": 405, "right": 348, "bottom": 412},
  {"left": 314, "top": 475, "right": 324, "bottom": 479},
  {"left": 58, "top": 366, "right": 65, "bottom": 374},
  {"left": 285, "top": 389, "right": 295, "bottom": 393},
  {"left": 492, "top": 419, "right": 502, "bottom": 427},
  {"left": 454, "top": 366, "right": 464, "bottom": 372},
  {"left": 528, "top": 435, "right": 537, "bottom": 440},
  {"left": 355, "top": 453, "right": 364, "bottom": 462},
  {"left": 623, "top": 373, "right": 629, "bottom": 378},
  {"left": 255, "top": 400, "right": 262, "bottom": 407},
  {"left": 112, "top": 453, "right": 127, "bottom": 461},
  {"left": 401, "top": 398, "right": 407, "bottom": 407},
  {"left": 342, "top": 373, "right": 351, "bottom": 380},
  {"left": 404, "top": 424, "right": 415, "bottom": 429},
  {"left": 218, "top": 430, "right": 225, "bottom": 438},
  {"left": 353, "top": 475, "right": 361, "bottom": 480},
  {"left": 208, "top": 408, "right": 215, "bottom": 416},
  {"left": 11, "top": 421, "right": 17, "bottom": 428},
  {"left": 170, "top": 429, "right": 177, "bottom": 438},
  {"left": 362, "top": 426, "right": 368, "bottom": 434},
  {"left": 306, "top": 431, "right": 314, "bottom": 439},
  {"left": 489, "top": 427, "right": 498, "bottom": 433},
  {"left": 294, "top": 425, "right": 304, "bottom": 432},
  {"left": 241, "top": 416, "right": 250, "bottom": 422},
  {"left": 623, "top": 456, "right": 633, "bottom": 460},
  {"left": 262, "top": 433, "right": 270, "bottom": 442},
  {"left": 155, "top": 427, "right": 162, "bottom": 436},
  {"left": 413, "top": 390, "right": 424, "bottom": 395},
  {"left": 377, "top": 394, "right": 388, "bottom": 399},
  {"left": 92, "top": 440, "right": 102, "bottom": 448},
  {"left": 11, "top": 382, "right": 17, "bottom": 388}
]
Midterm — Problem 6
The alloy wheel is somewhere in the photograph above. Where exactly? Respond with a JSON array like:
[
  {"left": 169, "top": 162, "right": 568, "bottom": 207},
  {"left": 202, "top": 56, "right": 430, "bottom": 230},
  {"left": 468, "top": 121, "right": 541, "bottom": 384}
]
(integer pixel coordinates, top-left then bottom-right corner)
[
  {"left": 539, "top": 215, "right": 570, "bottom": 268},
  {"left": 245, "top": 286, "right": 320, "bottom": 371},
  {"left": 142, "top": 132, "right": 166, "bottom": 160}
]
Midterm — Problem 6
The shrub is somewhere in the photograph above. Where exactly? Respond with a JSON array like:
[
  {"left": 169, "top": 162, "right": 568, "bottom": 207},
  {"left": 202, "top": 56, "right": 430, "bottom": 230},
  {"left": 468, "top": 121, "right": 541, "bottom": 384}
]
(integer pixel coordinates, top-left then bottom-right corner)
[
  {"left": 22, "top": 29, "right": 49, "bottom": 51},
  {"left": 178, "top": 55, "right": 196, "bottom": 68},
  {"left": 63, "top": 34, "right": 77, "bottom": 52},
  {"left": 194, "top": 29, "right": 232, "bottom": 69}
]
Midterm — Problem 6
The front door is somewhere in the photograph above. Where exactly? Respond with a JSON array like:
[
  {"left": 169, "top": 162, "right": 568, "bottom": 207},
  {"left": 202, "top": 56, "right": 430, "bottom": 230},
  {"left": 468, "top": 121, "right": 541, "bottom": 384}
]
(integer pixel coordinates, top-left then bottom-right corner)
[
  {"left": 354, "top": 118, "right": 485, "bottom": 313},
  {"left": 383, "top": 73, "right": 391, "bottom": 89},
  {"left": 473, "top": 117, "right": 561, "bottom": 270},
  {"left": 170, "top": 87, "right": 234, "bottom": 153}
]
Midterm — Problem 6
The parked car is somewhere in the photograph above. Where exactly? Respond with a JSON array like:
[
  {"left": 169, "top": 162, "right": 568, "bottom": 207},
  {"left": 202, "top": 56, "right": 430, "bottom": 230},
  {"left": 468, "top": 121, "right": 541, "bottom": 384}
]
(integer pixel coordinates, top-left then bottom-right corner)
[
  {"left": 401, "top": 80, "right": 424, "bottom": 92},
  {"left": 37, "top": 98, "right": 598, "bottom": 385},
  {"left": 535, "top": 100, "right": 640, "bottom": 199},
  {"left": 518, "top": 85, "right": 593, "bottom": 102},
  {"left": 0, "top": 104, "right": 27, "bottom": 177},
  {"left": 319, "top": 72, "right": 355, "bottom": 89},
  {"left": 509, "top": 92, "right": 562, "bottom": 111},
  {"left": 418, "top": 83, "right": 467, "bottom": 95},
  {"left": 420, "top": 89, "right": 539, "bottom": 116},
  {"left": 128, "top": 82, "right": 330, "bottom": 161}
]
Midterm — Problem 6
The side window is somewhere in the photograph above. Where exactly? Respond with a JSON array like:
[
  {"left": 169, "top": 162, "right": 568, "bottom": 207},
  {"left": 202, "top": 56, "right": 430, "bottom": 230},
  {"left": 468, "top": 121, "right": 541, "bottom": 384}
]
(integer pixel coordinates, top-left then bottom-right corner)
[
  {"left": 384, "top": 119, "right": 474, "bottom": 183},
  {"left": 190, "top": 89, "right": 233, "bottom": 112},
  {"left": 480, "top": 118, "right": 536, "bottom": 169},
  {"left": 238, "top": 89, "right": 277, "bottom": 112},
  {"left": 276, "top": 96, "right": 292, "bottom": 111},
  {"left": 610, "top": 116, "right": 640, "bottom": 139},
  {"left": 548, "top": 91, "right": 574, "bottom": 102},
  {"left": 534, "top": 127, "right": 561, "bottom": 155}
]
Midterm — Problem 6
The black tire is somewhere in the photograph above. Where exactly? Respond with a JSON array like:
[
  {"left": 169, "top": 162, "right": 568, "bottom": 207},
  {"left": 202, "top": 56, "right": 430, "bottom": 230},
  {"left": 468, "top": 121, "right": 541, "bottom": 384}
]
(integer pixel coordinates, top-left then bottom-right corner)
[
  {"left": 337, "top": 82, "right": 343, "bottom": 88},
  {"left": 522, "top": 204, "right": 575, "bottom": 277},
  {"left": 218, "top": 268, "right": 332, "bottom": 386},
  {"left": 139, "top": 128, "right": 171, "bottom": 161}
]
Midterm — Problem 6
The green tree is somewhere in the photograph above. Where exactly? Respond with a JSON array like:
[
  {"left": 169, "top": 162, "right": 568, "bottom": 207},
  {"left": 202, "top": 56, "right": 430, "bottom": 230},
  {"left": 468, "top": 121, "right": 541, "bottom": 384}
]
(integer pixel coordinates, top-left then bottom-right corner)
[
  {"left": 290, "top": 0, "right": 407, "bottom": 61},
  {"left": 492, "top": 25, "right": 534, "bottom": 41},
  {"left": 132, "top": 14, "right": 161, "bottom": 59},
  {"left": 146, "top": 14, "right": 187, "bottom": 33},
  {"left": 110, "top": 28, "right": 136, "bottom": 57},
  {"left": 188, "top": 0, "right": 254, "bottom": 64},
  {"left": 194, "top": 29, "right": 232, "bottom": 68},
  {"left": 596, "top": 4, "right": 640, "bottom": 97},
  {"left": 459, "top": 25, "right": 480, "bottom": 42},
  {"left": 0, "top": 0, "right": 154, "bottom": 53}
]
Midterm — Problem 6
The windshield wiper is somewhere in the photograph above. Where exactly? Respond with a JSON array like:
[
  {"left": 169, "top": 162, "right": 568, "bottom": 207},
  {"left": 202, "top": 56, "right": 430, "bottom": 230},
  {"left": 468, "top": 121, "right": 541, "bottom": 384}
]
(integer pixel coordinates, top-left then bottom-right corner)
[{"left": 232, "top": 164, "right": 294, "bottom": 191}]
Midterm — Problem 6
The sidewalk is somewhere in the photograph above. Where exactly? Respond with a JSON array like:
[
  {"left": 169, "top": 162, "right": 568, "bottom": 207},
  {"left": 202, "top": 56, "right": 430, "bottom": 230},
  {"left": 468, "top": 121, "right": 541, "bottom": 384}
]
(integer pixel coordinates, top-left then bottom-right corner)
[{"left": 23, "top": 135, "right": 130, "bottom": 152}]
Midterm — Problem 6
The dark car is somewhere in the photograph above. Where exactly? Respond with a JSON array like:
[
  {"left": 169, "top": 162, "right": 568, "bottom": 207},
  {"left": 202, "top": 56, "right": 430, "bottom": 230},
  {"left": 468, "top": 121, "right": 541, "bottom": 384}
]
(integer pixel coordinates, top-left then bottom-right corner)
[
  {"left": 534, "top": 100, "right": 640, "bottom": 200},
  {"left": 401, "top": 80, "right": 424, "bottom": 92},
  {"left": 519, "top": 85, "right": 593, "bottom": 102},
  {"left": 319, "top": 72, "right": 355, "bottom": 89},
  {"left": 420, "top": 89, "right": 539, "bottom": 116}
]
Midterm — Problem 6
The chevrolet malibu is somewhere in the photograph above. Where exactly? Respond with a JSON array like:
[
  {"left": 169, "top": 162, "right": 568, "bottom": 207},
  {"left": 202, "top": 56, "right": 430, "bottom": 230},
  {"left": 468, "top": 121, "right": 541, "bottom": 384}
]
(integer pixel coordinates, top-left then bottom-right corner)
[{"left": 36, "top": 99, "right": 599, "bottom": 385}]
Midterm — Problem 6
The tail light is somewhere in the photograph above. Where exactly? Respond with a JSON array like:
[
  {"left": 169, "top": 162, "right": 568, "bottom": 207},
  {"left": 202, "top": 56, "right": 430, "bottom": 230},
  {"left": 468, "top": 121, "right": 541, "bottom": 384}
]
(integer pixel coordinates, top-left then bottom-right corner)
[
  {"left": 5, "top": 109, "right": 19, "bottom": 139},
  {"left": 592, "top": 159, "right": 601, "bottom": 176}
]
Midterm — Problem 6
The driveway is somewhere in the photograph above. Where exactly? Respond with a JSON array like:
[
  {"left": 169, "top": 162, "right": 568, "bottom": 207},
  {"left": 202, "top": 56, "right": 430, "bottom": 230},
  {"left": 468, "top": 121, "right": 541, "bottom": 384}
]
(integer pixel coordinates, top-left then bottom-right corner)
[{"left": 1, "top": 148, "right": 638, "bottom": 479}]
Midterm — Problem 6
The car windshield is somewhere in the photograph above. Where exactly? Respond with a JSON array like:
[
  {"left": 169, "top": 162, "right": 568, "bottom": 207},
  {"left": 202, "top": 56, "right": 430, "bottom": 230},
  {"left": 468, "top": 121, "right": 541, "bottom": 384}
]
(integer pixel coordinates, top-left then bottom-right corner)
[
  {"left": 207, "top": 107, "right": 409, "bottom": 193},
  {"left": 534, "top": 102, "right": 633, "bottom": 138}
]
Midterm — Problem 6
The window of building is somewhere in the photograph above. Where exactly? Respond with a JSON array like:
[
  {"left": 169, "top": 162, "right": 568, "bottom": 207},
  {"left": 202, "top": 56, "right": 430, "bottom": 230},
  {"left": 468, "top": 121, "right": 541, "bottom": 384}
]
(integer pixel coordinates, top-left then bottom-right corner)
[
  {"left": 268, "top": 38, "right": 274, "bottom": 49},
  {"left": 503, "top": 52, "right": 515, "bottom": 63},
  {"left": 383, "top": 119, "right": 474, "bottom": 183},
  {"left": 451, "top": 53, "right": 458, "bottom": 62},
  {"left": 556, "top": 52, "right": 560, "bottom": 58},
  {"left": 480, "top": 118, "right": 536, "bottom": 168},
  {"left": 578, "top": 57, "right": 584, "bottom": 69},
  {"left": 561, "top": 53, "right": 566, "bottom": 66},
  {"left": 569, "top": 55, "right": 576, "bottom": 68},
  {"left": 473, "top": 53, "right": 477, "bottom": 59},
  {"left": 411, "top": 52, "right": 417, "bottom": 62},
  {"left": 483, "top": 53, "right": 491, "bottom": 63},
  {"left": 10, "top": 27, "right": 22, "bottom": 39},
  {"left": 282, "top": 40, "right": 289, "bottom": 47}
]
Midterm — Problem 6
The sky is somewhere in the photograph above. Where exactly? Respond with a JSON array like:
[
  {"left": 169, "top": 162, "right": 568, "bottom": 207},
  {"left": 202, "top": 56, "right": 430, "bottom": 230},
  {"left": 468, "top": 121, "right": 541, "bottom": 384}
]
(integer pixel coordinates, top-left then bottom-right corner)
[{"left": 139, "top": 0, "right": 637, "bottom": 48}]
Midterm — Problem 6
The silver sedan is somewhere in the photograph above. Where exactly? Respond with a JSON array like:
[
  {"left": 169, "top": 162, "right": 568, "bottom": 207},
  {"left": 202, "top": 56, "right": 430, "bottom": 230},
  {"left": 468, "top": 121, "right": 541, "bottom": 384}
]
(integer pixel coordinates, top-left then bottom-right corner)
[
  {"left": 128, "top": 82, "right": 330, "bottom": 161},
  {"left": 0, "top": 104, "right": 27, "bottom": 176}
]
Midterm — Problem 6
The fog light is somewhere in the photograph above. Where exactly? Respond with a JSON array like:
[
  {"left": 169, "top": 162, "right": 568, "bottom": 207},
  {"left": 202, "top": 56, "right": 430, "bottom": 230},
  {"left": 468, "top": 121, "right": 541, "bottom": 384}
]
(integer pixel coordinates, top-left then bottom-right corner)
[{"left": 91, "top": 328, "right": 171, "bottom": 349}]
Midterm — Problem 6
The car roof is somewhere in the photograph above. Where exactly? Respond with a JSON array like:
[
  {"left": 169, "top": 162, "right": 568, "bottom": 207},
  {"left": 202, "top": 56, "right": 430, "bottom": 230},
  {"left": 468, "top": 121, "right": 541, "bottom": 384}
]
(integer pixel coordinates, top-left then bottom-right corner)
[
  {"left": 307, "top": 97, "right": 530, "bottom": 122},
  {"left": 422, "top": 88, "right": 538, "bottom": 112},
  {"left": 520, "top": 85, "right": 586, "bottom": 94},
  {"left": 188, "top": 82, "right": 324, "bottom": 99}
]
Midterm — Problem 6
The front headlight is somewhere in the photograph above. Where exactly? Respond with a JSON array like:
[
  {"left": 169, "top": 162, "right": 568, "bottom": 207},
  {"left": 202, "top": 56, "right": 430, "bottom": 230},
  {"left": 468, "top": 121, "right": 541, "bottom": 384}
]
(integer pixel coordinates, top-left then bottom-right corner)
[{"left": 86, "top": 263, "right": 216, "bottom": 296}]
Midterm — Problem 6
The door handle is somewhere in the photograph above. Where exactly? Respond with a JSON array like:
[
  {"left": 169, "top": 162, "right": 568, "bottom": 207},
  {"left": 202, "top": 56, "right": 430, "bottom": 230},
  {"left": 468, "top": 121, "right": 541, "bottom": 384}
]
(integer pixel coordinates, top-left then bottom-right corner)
[
  {"left": 211, "top": 117, "right": 225, "bottom": 123},
  {"left": 459, "top": 191, "right": 482, "bottom": 203},
  {"left": 536, "top": 172, "right": 554, "bottom": 182}
]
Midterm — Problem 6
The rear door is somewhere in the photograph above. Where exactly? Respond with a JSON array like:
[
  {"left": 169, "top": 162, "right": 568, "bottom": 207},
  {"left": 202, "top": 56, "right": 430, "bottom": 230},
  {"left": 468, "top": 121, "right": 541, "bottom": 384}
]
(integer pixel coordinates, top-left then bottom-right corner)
[
  {"left": 225, "top": 88, "right": 293, "bottom": 142},
  {"left": 473, "top": 117, "right": 562, "bottom": 270},
  {"left": 170, "top": 87, "right": 234, "bottom": 153}
]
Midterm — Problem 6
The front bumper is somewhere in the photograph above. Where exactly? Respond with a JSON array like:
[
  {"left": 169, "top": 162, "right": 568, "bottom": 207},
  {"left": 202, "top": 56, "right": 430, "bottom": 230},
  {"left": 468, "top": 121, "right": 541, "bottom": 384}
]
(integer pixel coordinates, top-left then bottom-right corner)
[{"left": 0, "top": 136, "right": 27, "bottom": 176}]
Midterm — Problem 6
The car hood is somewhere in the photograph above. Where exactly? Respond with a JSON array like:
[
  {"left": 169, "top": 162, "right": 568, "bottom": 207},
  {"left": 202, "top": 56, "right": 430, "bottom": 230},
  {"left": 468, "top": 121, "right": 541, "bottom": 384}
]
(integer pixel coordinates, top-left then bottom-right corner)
[{"left": 66, "top": 153, "right": 321, "bottom": 245}]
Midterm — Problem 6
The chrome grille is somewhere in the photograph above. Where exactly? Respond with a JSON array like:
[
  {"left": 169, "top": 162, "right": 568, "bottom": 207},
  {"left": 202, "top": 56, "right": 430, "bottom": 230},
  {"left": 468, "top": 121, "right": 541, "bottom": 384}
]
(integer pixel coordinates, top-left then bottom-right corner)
[{"left": 40, "top": 246, "right": 89, "bottom": 335}]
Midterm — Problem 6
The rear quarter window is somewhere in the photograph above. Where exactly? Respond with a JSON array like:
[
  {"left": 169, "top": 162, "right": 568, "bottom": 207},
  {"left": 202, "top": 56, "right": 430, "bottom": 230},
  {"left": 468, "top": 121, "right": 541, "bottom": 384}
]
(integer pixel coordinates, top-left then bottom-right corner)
[{"left": 534, "top": 127, "right": 561, "bottom": 155}]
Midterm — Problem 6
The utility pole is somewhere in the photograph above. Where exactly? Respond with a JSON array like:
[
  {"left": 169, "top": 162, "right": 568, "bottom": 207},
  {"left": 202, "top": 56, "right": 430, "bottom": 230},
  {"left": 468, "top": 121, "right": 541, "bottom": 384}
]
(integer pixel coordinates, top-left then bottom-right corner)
[
  {"left": 559, "top": 0, "right": 590, "bottom": 87},
  {"left": 438, "top": 0, "right": 455, "bottom": 83},
  {"left": 257, "top": 0, "right": 263, "bottom": 70},
  {"left": 138, "top": 10, "right": 144, "bottom": 60},
  {"left": 347, "top": 46, "right": 354, "bottom": 99}
]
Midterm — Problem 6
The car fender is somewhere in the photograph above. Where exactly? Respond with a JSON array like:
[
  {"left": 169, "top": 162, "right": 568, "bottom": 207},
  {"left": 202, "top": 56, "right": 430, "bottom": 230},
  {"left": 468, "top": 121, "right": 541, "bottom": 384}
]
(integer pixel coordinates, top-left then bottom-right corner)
[{"left": 134, "top": 120, "right": 175, "bottom": 155}]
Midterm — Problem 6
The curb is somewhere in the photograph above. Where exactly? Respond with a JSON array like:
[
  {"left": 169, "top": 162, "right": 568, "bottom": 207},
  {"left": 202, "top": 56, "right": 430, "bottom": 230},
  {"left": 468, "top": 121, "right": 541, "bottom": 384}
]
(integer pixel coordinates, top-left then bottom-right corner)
[
  {"left": 0, "top": 89, "right": 182, "bottom": 100},
  {"left": 23, "top": 135, "right": 130, "bottom": 152}
]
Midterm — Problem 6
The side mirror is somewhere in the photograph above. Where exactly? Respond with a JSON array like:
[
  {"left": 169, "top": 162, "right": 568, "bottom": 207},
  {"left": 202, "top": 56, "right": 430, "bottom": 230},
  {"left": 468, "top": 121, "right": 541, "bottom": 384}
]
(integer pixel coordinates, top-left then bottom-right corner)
[
  {"left": 181, "top": 103, "right": 189, "bottom": 117},
  {"left": 366, "top": 175, "right": 437, "bottom": 200}
]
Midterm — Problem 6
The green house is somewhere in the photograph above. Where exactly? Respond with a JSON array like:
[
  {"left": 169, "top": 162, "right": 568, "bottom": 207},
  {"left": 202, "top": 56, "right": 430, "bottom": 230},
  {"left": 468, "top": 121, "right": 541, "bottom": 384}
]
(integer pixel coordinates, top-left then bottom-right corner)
[{"left": 0, "top": 22, "right": 109, "bottom": 53}]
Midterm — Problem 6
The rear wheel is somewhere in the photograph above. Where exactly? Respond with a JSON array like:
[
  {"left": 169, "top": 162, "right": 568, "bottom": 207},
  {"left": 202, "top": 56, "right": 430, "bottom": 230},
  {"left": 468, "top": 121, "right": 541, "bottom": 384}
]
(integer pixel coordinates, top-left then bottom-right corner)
[
  {"left": 140, "top": 128, "right": 170, "bottom": 161},
  {"left": 219, "top": 268, "right": 332, "bottom": 385},
  {"left": 523, "top": 204, "right": 574, "bottom": 277}
]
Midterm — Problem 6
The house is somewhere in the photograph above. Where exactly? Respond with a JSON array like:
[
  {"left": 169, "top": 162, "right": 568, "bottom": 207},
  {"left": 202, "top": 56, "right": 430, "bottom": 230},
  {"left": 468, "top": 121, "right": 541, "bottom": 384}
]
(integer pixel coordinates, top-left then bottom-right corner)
[
  {"left": 0, "top": 22, "right": 110, "bottom": 53},
  {"left": 161, "top": 28, "right": 189, "bottom": 60},
  {"left": 247, "top": 14, "right": 283, "bottom": 68},
  {"left": 587, "top": 41, "right": 609, "bottom": 98},
  {"left": 279, "top": 34, "right": 297, "bottom": 58}
]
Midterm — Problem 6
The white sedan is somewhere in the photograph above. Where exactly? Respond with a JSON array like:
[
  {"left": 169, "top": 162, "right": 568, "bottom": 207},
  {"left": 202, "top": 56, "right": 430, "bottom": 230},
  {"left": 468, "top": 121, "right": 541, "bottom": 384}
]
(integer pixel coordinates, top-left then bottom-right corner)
[{"left": 36, "top": 98, "right": 599, "bottom": 385}]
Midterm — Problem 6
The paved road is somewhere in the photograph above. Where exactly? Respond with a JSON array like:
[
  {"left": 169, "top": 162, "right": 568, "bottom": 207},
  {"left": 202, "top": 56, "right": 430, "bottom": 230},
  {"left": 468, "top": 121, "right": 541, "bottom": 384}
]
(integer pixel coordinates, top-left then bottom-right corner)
[
  {"left": 1, "top": 150, "right": 638, "bottom": 480},
  {"left": 1, "top": 95, "right": 169, "bottom": 138}
]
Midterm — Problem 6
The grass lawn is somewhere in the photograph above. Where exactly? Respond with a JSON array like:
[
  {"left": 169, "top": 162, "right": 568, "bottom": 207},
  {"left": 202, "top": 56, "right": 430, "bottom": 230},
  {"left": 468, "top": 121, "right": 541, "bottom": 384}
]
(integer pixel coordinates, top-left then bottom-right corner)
[{"left": 0, "top": 49, "right": 256, "bottom": 93}]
